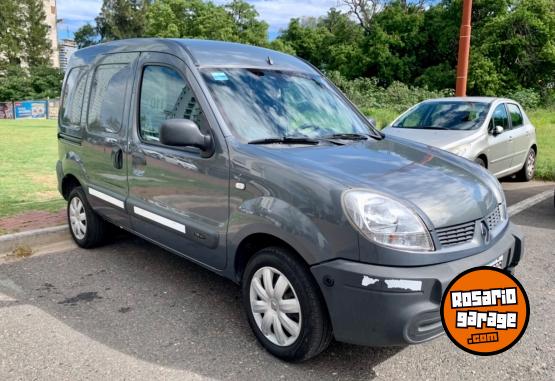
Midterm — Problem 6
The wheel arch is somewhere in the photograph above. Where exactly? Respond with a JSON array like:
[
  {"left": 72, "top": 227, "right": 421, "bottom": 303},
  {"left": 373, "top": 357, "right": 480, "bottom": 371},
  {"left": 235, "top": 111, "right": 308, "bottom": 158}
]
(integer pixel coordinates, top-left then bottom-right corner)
[{"left": 61, "top": 174, "right": 82, "bottom": 200}]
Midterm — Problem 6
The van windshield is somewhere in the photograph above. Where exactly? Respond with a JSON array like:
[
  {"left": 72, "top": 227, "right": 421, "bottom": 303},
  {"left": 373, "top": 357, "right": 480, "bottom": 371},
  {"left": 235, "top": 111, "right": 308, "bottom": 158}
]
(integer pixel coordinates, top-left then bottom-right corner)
[{"left": 201, "top": 69, "right": 376, "bottom": 143}]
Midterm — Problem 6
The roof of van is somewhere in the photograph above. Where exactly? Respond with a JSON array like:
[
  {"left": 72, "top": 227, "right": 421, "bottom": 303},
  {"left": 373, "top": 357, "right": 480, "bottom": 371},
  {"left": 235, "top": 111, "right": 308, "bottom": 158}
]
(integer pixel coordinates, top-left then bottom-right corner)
[{"left": 70, "top": 38, "right": 316, "bottom": 73}]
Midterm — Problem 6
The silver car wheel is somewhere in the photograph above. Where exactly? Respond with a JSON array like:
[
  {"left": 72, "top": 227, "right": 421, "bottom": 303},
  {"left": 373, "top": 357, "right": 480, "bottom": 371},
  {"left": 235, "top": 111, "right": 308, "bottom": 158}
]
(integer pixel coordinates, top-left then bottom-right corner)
[
  {"left": 249, "top": 266, "right": 302, "bottom": 347},
  {"left": 526, "top": 150, "right": 535, "bottom": 179},
  {"left": 69, "top": 197, "right": 87, "bottom": 240}
]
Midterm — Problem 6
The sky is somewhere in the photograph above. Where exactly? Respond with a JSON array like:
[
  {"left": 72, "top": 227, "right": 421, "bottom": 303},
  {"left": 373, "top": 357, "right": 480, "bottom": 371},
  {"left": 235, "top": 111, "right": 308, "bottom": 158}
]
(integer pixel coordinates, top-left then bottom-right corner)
[{"left": 57, "top": 0, "right": 343, "bottom": 41}]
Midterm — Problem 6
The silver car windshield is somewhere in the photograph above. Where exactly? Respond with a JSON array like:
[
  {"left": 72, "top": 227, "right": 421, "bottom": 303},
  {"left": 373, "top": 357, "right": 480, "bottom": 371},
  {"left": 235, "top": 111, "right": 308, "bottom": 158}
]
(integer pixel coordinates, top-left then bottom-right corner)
[
  {"left": 201, "top": 68, "right": 375, "bottom": 143},
  {"left": 393, "top": 101, "right": 489, "bottom": 131}
]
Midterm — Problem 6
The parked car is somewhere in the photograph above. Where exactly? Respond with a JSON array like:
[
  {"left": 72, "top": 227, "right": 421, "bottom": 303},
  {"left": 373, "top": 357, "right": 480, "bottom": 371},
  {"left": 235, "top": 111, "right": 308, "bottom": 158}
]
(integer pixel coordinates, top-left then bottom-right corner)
[
  {"left": 383, "top": 97, "right": 537, "bottom": 181},
  {"left": 57, "top": 39, "right": 524, "bottom": 362}
]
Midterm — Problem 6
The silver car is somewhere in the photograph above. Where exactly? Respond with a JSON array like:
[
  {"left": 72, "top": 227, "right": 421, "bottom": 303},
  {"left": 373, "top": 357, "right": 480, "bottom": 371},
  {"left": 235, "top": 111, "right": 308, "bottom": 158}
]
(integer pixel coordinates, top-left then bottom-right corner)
[{"left": 383, "top": 97, "right": 537, "bottom": 181}]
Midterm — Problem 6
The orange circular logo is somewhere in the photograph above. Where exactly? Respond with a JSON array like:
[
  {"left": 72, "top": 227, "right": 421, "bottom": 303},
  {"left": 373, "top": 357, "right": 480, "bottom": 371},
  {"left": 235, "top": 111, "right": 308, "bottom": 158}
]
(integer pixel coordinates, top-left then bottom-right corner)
[{"left": 441, "top": 267, "right": 529, "bottom": 355}]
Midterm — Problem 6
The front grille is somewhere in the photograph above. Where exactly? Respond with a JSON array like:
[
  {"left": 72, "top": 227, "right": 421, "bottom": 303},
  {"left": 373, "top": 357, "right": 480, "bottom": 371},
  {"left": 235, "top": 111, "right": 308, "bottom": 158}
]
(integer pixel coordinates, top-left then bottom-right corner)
[
  {"left": 486, "top": 204, "right": 503, "bottom": 231},
  {"left": 436, "top": 221, "right": 476, "bottom": 247}
]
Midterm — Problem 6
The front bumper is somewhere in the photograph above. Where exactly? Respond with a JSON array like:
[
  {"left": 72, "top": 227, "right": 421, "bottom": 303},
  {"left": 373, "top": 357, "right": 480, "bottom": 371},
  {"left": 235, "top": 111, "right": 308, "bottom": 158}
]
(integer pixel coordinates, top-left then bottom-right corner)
[{"left": 310, "top": 222, "right": 524, "bottom": 347}]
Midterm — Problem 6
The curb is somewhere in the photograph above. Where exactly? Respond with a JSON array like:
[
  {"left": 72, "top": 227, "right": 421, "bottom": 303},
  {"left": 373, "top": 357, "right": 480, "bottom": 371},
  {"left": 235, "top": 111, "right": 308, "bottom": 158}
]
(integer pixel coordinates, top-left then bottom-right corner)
[{"left": 0, "top": 225, "right": 70, "bottom": 257}]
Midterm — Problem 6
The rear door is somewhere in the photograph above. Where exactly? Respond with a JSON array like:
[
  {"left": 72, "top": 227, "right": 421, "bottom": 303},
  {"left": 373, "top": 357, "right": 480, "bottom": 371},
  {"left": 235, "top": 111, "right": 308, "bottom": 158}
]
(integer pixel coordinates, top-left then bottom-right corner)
[
  {"left": 486, "top": 103, "right": 513, "bottom": 176},
  {"left": 506, "top": 103, "right": 532, "bottom": 169},
  {"left": 127, "top": 52, "right": 229, "bottom": 270},
  {"left": 82, "top": 52, "right": 139, "bottom": 228}
]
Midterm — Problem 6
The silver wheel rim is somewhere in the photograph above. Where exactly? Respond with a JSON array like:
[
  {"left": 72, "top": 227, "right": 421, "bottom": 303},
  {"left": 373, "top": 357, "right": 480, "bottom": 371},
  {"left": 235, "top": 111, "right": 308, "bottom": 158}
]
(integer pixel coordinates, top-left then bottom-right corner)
[
  {"left": 69, "top": 197, "right": 87, "bottom": 240},
  {"left": 249, "top": 266, "right": 302, "bottom": 347},
  {"left": 526, "top": 151, "right": 535, "bottom": 178}
]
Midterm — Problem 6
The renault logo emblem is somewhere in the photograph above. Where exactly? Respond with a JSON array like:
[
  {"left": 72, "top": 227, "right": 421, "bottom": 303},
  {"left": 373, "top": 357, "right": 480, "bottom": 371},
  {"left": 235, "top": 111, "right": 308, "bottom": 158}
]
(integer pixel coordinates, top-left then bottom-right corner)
[{"left": 481, "top": 221, "right": 491, "bottom": 244}]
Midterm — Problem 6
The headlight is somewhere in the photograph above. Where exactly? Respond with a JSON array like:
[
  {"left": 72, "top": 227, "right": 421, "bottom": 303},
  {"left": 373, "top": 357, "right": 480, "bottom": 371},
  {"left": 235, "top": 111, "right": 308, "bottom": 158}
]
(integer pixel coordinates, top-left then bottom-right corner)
[
  {"left": 451, "top": 144, "right": 471, "bottom": 157},
  {"left": 342, "top": 190, "right": 434, "bottom": 252}
]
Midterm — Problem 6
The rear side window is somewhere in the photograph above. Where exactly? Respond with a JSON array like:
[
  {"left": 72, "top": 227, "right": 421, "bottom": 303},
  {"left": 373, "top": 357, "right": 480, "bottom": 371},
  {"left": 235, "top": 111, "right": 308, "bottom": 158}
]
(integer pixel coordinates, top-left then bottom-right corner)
[
  {"left": 491, "top": 104, "right": 509, "bottom": 130},
  {"left": 60, "top": 67, "right": 87, "bottom": 129},
  {"left": 87, "top": 64, "right": 130, "bottom": 134},
  {"left": 139, "top": 65, "right": 207, "bottom": 143},
  {"left": 507, "top": 104, "right": 524, "bottom": 128}
]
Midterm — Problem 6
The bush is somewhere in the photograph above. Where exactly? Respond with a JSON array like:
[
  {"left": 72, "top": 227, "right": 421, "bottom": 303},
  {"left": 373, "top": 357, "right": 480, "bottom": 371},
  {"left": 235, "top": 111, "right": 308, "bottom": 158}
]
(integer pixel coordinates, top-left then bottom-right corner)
[
  {"left": 326, "top": 71, "right": 452, "bottom": 113},
  {"left": 505, "top": 88, "right": 542, "bottom": 109}
]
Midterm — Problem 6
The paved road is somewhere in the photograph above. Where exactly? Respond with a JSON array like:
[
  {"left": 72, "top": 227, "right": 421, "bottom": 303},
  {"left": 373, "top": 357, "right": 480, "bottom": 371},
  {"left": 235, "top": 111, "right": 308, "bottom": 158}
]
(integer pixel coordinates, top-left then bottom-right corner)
[{"left": 0, "top": 182, "right": 553, "bottom": 380}]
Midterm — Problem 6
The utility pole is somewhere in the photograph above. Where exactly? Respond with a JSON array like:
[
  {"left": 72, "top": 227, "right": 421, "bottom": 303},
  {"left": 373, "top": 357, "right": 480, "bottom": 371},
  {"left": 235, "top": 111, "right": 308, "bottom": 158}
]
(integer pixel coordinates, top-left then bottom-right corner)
[{"left": 455, "top": 0, "right": 472, "bottom": 96}]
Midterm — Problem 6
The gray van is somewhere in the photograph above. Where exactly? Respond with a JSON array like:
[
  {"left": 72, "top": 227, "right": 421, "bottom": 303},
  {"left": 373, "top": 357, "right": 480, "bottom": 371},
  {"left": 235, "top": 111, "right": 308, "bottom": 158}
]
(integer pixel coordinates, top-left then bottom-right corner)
[{"left": 57, "top": 39, "right": 524, "bottom": 362}]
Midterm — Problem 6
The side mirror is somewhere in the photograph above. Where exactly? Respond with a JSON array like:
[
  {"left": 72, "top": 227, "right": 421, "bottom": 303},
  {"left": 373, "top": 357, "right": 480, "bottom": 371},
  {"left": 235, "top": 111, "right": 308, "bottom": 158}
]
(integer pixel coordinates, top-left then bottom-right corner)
[
  {"left": 159, "top": 119, "right": 212, "bottom": 152},
  {"left": 493, "top": 125, "right": 504, "bottom": 135}
]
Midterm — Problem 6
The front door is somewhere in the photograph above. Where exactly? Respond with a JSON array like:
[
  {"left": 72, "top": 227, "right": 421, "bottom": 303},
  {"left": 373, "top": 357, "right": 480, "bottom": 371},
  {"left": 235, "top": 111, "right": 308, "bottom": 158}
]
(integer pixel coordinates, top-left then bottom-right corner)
[
  {"left": 486, "top": 103, "right": 513, "bottom": 176},
  {"left": 82, "top": 53, "right": 139, "bottom": 228},
  {"left": 127, "top": 53, "right": 229, "bottom": 270}
]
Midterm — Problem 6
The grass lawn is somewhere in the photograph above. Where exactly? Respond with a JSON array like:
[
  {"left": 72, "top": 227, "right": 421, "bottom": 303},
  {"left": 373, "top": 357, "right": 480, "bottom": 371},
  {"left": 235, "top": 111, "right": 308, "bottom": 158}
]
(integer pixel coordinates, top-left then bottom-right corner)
[
  {"left": 0, "top": 110, "right": 553, "bottom": 218},
  {"left": 0, "top": 119, "right": 64, "bottom": 218}
]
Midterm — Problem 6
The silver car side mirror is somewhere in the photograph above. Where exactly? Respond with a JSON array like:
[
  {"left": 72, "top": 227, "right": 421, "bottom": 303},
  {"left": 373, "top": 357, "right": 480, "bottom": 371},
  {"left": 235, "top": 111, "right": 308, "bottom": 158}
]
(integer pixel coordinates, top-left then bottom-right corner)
[{"left": 493, "top": 125, "right": 504, "bottom": 135}]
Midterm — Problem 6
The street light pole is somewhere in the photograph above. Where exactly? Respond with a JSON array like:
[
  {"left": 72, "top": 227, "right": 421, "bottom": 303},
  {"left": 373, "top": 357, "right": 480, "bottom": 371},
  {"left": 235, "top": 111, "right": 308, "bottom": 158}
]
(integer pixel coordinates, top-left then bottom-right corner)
[{"left": 455, "top": 0, "right": 473, "bottom": 96}]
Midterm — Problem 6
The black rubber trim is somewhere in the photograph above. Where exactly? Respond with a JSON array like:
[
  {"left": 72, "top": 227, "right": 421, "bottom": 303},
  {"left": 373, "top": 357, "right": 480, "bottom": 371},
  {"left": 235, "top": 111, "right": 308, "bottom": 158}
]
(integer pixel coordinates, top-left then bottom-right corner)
[{"left": 58, "top": 132, "right": 82, "bottom": 145}]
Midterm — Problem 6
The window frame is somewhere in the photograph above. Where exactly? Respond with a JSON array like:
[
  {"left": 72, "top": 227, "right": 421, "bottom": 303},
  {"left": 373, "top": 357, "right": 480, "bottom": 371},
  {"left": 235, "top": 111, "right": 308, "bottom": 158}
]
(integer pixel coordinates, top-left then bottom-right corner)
[
  {"left": 506, "top": 103, "right": 524, "bottom": 130},
  {"left": 490, "top": 103, "right": 510, "bottom": 132},
  {"left": 85, "top": 62, "right": 130, "bottom": 135},
  {"left": 59, "top": 65, "right": 88, "bottom": 131},
  {"left": 136, "top": 63, "right": 209, "bottom": 155}
]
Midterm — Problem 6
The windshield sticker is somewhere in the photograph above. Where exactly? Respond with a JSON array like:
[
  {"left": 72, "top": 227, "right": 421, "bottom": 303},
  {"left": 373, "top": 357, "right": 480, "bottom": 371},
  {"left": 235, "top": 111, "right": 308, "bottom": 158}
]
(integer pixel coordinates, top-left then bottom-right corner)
[{"left": 211, "top": 72, "right": 229, "bottom": 81}]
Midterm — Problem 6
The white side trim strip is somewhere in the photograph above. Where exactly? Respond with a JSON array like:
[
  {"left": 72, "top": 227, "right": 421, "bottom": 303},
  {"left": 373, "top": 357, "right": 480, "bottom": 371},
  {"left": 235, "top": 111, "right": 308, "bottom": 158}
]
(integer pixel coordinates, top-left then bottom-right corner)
[
  {"left": 88, "top": 187, "right": 125, "bottom": 209},
  {"left": 133, "top": 206, "right": 186, "bottom": 234}
]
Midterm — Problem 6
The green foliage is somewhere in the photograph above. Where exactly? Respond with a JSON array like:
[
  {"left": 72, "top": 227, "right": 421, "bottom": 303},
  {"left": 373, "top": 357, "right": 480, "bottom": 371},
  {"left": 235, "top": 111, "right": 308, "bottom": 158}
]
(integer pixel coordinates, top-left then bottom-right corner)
[
  {"left": 0, "top": 0, "right": 52, "bottom": 67},
  {"left": 96, "top": 0, "right": 148, "bottom": 41},
  {"left": 144, "top": 0, "right": 268, "bottom": 44},
  {"left": 326, "top": 70, "right": 452, "bottom": 115},
  {"left": 0, "top": 66, "right": 63, "bottom": 101},
  {"left": 277, "top": 0, "right": 555, "bottom": 107},
  {"left": 74, "top": 23, "right": 99, "bottom": 49}
]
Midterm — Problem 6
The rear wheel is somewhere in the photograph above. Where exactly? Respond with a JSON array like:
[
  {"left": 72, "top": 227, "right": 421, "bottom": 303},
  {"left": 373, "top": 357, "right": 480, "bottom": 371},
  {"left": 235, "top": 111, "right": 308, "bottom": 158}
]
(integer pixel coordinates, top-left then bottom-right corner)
[
  {"left": 517, "top": 148, "right": 536, "bottom": 182},
  {"left": 241, "top": 247, "right": 332, "bottom": 362},
  {"left": 67, "top": 187, "right": 107, "bottom": 248}
]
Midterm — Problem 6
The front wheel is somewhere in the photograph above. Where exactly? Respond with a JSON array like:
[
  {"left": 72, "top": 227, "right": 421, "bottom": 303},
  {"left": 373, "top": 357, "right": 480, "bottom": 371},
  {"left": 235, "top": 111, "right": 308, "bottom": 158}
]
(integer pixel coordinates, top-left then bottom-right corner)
[
  {"left": 517, "top": 148, "right": 536, "bottom": 182},
  {"left": 241, "top": 247, "right": 332, "bottom": 362}
]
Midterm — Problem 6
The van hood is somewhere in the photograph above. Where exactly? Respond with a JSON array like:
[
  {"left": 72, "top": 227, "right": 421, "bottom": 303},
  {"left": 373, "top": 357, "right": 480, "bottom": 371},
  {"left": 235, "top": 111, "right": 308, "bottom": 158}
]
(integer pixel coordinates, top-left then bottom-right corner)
[
  {"left": 382, "top": 127, "right": 478, "bottom": 151},
  {"left": 248, "top": 137, "right": 499, "bottom": 229}
]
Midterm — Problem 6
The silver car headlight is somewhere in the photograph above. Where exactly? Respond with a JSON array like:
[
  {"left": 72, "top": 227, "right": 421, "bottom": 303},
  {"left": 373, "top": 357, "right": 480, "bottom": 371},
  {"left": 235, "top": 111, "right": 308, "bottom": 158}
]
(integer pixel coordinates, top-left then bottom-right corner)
[
  {"left": 451, "top": 143, "right": 471, "bottom": 157},
  {"left": 342, "top": 190, "right": 434, "bottom": 252}
]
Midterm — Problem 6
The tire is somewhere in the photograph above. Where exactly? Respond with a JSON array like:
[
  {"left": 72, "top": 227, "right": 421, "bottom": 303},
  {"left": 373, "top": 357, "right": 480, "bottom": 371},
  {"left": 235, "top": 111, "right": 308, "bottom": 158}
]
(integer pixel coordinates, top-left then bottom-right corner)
[
  {"left": 241, "top": 247, "right": 333, "bottom": 362},
  {"left": 517, "top": 148, "right": 536, "bottom": 182},
  {"left": 474, "top": 157, "right": 486, "bottom": 168},
  {"left": 67, "top": 186, "right": 107, "bottom": 248}
]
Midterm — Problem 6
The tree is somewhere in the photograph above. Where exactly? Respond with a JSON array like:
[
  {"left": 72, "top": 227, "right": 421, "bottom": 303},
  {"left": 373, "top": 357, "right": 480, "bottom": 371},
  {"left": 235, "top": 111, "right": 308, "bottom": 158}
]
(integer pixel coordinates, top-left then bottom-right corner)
[
  {"left": 74, "top": 23, "right": 99, "bottom": 49},
  {"left": 0, "top": 0, "right": 25, "bottom": 67},
  {"left": 225, "top": 0, "right": 268, "bottom": 45},
  {"left": 96, "top": 0, "right": 148, "bottom": 41},
  {"left": 22, "top": 0, "right": 52, "bottom": 66},
  {"left": 0, "top": 65, "right": 63, "bottom": 101}
]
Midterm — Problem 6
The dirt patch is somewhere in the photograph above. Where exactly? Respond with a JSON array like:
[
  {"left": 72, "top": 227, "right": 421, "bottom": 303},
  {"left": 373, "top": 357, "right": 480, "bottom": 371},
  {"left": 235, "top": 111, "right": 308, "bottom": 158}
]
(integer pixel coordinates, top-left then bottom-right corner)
[
  {"left": 10, "top": 245, "right": 33, "bottom": 258},
  {"left": 58, "top": 292, "right": 103, "bottom": 306},
  {"left": 0, "top": 209, "right": 66, "bottom": 235}
]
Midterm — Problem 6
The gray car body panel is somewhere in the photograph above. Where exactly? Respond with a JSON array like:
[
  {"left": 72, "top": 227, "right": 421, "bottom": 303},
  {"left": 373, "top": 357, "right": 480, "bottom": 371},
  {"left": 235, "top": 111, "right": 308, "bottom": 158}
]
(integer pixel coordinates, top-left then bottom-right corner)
[{"left": 383, "top": 97, "right": 537, "bottom": 178}]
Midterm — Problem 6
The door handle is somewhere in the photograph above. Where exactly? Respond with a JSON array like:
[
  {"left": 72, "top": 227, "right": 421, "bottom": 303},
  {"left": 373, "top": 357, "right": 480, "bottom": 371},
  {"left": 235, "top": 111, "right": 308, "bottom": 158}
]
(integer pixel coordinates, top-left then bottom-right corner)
[{"left": 112, "top": 147, "right": 123, "bottom": 169}]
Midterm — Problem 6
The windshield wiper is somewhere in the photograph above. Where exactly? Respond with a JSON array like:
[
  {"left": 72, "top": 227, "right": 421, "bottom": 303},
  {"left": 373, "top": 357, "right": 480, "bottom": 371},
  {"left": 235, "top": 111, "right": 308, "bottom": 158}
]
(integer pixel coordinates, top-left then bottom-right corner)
[
  {"left": 248, "top": 136, "right": 320, "bottom": 145},
  {"left": 322, "top": 133, "right": 371, "bottom": 141}
]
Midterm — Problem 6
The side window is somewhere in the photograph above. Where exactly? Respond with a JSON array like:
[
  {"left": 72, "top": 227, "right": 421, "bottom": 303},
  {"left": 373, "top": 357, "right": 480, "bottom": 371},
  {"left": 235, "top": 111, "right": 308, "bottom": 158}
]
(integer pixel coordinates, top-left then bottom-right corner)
[
  {"left": 87, "top": 64, "right": 130, "bottom": 134},
  {"left": 139, "top": 65, "right": 207, "bottom": 143},
  {"left": 507, "top": 104, "right": 524, "bottom": 129},
  {"left": 60, "top": 67, "right": 87, "bottom": 129},
  {"left": 491, "top": 104, "right": 509, "bottom": 130}
]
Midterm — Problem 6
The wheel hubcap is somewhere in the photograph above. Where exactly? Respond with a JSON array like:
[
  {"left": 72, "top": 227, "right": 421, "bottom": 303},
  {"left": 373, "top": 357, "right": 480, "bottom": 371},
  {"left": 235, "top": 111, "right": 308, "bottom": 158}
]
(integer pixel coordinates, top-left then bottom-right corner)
[
  {"left": 69, "top": 197, "right": 87, "bottom": 240},
  {"left": 527, "top": 151, "right": 535, "bottom": 178},
  {"left": 249, "top": 266, "right": 301, "bottom": 347}
]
